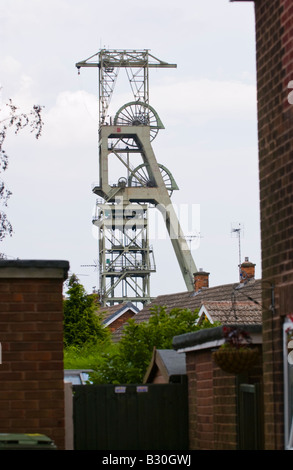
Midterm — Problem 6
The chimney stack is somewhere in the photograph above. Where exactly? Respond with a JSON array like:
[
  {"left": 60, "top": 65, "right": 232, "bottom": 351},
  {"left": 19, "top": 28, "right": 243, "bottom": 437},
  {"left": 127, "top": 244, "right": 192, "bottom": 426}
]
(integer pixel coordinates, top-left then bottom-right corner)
[
  {"left": 194, "top": 269, "right": 210, "bottom": 292},
  {"left": 239, "top": 257, "right": 255, "bottom": 283}
]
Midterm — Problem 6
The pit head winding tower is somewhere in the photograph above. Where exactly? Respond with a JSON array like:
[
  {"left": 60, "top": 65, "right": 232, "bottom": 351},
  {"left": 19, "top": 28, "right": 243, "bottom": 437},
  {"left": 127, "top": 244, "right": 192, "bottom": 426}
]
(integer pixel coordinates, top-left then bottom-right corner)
[{"left": 76, "top": 49, "right": 197, "bottom": 306}]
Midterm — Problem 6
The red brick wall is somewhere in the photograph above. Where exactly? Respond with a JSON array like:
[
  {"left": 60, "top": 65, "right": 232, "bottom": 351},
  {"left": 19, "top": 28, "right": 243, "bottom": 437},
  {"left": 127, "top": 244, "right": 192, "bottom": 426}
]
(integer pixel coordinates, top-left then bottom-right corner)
[
  {"left": 186, "top": 350, "right": 238, "bottom": 450},
  {"left": 193, "top": 351, "right": 214, "bottom": 450},
  {"left": 0, "top": 261, "right": 68, "bottom": 450},
  {"left": 185, "top": 352, "right": 197, "bottom": 448},
  {"left": 253, "top": 0, "right": 293, "bottom": 449},
  {"left": 108, "top": 310, "right": 135, "bottom": 332},
  {"left": 213, "top": 368, "right": 238, "bottom": 449},
  {"left": 186, "top": 345, "right": 262, "bottom": 450}
]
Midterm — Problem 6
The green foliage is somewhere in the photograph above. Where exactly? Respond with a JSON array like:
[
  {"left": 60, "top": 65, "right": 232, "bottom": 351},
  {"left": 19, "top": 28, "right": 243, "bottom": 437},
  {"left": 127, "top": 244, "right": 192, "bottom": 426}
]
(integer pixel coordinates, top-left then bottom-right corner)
[
  {"left": 64, "top": 340, "right": 114, "bottom": 371},
  {"left": 89, "top": 305, "right": 217, "bottom": 385},
  {"left": 63, "top": 274, "right": 109, "bottom": 348}
]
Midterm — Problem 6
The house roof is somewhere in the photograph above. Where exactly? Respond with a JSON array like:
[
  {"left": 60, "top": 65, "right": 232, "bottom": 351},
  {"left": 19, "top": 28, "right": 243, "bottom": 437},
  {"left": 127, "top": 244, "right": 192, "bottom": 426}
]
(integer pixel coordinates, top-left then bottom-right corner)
[
  {"left": 112, "top": 278, "right": 263, "bottom": 340},
  {"left": 99, "top": 301, "right": 139, "bottom": 327},
  {"left": 143, "top": 348, "right": 186, "bottom": 383},
  {"left": 198, "top": 300, "right": 262, "bottom": 325},
  {"left": 173, "top": 323, "right": 262, "bottom": 353}
]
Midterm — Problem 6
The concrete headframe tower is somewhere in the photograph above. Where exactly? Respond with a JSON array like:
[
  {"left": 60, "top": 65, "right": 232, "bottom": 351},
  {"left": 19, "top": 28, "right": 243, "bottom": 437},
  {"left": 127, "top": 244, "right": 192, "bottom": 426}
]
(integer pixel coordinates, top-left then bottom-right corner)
[{"left": 76, "top": 49, "right": 197, "bottom": 306}]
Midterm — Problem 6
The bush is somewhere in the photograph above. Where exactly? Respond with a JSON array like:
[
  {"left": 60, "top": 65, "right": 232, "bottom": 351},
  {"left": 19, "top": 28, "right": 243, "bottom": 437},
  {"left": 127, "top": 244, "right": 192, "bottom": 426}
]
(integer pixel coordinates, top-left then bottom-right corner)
[
  {"left": 89, "top": 305, "right": 216, "bottom": 384},
  {"left": 63, "top": 274, "right": 110, "bottom": 348}
]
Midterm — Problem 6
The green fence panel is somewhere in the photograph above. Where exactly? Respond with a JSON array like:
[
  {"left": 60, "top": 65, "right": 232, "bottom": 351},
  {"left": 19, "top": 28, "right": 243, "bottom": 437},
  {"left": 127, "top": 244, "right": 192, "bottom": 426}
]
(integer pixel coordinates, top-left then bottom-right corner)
[
  {"left": 73, "top": 383, "right": 188, "bottom": 450},
  {"left": 238, "top": 383, "right": 264, "bottom": 450}
]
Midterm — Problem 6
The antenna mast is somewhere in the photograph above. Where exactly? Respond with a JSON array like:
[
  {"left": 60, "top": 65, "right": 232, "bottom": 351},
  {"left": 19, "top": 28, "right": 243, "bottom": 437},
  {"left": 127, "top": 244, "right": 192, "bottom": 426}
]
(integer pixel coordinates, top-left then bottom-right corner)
[{"left": 232, "top": 223, "right": 243, "bottom": 281}]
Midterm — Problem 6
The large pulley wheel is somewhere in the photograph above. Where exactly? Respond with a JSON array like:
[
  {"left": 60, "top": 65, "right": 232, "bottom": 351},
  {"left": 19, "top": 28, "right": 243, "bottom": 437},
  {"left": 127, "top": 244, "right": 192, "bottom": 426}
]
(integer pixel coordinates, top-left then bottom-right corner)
[
  {"left": 128, "top": 163, "right": 178, "bottom": 196},
  {"left": 113, "top": 101, "right": 164, "bottom": 145}
]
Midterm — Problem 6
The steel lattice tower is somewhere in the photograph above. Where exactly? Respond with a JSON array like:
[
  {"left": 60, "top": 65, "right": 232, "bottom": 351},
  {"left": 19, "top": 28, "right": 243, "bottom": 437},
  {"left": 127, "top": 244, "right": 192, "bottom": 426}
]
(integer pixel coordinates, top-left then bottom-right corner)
[{"left": 76, "top": 49, "right": 197, "bottom": 306}]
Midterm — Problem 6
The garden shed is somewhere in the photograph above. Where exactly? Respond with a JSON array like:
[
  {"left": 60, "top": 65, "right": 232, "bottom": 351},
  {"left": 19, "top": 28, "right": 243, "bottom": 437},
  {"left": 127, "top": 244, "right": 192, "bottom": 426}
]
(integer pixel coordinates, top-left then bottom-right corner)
[{"left": 143, "top": 348, "right": 186, "bottom": 384}]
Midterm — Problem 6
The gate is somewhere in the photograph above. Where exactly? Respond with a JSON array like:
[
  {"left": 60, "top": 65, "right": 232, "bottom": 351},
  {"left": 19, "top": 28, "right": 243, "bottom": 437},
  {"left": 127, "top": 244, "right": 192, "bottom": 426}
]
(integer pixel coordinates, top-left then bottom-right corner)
[
  {"left": 238, "top": 383, "right": 264, "bottom": 450},
  {"left": 73, "top": 382, "right": 188, "bottom": 450}
]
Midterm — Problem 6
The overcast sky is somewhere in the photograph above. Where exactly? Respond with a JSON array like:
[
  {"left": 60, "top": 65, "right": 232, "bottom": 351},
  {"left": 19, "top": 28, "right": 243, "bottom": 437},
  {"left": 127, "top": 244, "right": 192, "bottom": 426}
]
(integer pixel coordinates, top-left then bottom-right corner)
[{"left": 0, "top": 0, "right": 260, "bottom": 297}]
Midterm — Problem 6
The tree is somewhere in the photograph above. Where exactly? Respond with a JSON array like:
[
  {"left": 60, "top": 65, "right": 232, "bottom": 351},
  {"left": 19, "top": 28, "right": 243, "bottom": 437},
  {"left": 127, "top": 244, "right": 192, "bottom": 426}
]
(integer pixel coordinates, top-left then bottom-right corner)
[
  {"left": 90, "top": 305, "right": 218, "bottom": 384},
  {"left": 0, "top": 98, "right": 44, "bottom": 254},
  {"left": 63, "top": 274, "right": 109, "bottom": 348}
]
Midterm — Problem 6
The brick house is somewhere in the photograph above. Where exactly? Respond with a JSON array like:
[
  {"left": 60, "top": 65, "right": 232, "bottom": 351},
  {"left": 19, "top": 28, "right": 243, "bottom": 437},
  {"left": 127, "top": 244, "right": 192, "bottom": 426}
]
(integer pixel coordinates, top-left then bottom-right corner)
[
  {"left": 99, "top": 301, "right": 139, "bottom": 333},
  {"left": 115, "top": 258, "right": 262, "bottom": 331}
]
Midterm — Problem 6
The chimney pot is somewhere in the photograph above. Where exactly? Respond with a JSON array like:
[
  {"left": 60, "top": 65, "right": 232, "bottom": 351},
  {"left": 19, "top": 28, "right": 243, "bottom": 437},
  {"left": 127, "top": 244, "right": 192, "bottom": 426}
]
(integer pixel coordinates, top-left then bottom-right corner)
[
  {"left": 239, "top": 257, "right": 255, "bottom": 283},
  {"left": 193, "top": 270, "right": 210, "bottom": 292}
]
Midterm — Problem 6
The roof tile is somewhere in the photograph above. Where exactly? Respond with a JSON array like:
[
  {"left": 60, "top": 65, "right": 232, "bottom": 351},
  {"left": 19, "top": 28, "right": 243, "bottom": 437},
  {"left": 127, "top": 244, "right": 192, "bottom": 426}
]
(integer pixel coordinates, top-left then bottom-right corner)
[{"left": 112, "top": 279, "right": 263, "bottom": 340}]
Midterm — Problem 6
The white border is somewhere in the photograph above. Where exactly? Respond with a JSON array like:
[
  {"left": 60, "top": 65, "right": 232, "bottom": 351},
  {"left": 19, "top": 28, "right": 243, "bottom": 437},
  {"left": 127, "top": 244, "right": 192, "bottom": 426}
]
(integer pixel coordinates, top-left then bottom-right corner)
[{"left": 283, "top": 321, "right": 293, "bottom": 449}]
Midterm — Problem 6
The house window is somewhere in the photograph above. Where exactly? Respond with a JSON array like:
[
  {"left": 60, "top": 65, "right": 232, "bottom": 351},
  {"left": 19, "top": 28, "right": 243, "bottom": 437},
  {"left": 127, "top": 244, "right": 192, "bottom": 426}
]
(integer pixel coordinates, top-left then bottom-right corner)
[{"left": 283, "top": 319, "right": 293, "bottom": 449}]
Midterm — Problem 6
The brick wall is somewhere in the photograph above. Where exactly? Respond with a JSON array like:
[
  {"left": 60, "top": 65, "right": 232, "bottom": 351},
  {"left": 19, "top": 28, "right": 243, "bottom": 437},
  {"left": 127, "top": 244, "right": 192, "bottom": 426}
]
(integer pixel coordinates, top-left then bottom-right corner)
[
  {"left": 0, "top": 260, "right": 69, "bottom": 450},
  {"left": 213, "top": 368, "right": 238, "bottom": 449},
  {"left": 107, "top": 310, "right": 135, "bottom": 332},
  {"left": 186, "top": 350, "right": 237, "bottom": 450},
  {"left": 191, "top": 351, "right": 214, "bottom": 450},
  {"left": 253, "top": 0, "right": 293, "bottom": 449},
  {"left": 185, "top": 344, "right": 262, "bottom": 450}
]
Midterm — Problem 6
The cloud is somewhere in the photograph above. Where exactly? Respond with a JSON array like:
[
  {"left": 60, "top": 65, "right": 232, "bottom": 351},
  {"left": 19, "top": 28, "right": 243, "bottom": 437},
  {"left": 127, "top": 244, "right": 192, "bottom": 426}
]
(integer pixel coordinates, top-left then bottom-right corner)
[
  {"left": 81, "top": 74, "right": 257, "bottom": 130},
  {"left": 0, "top": 0, "right": 260, "bottom": 295},
  {"left": 151, "top": 78, "right": 257, "bottom": 126},
  {"left": 31, "top": 90, "right": 98, "bottom": 150}
]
